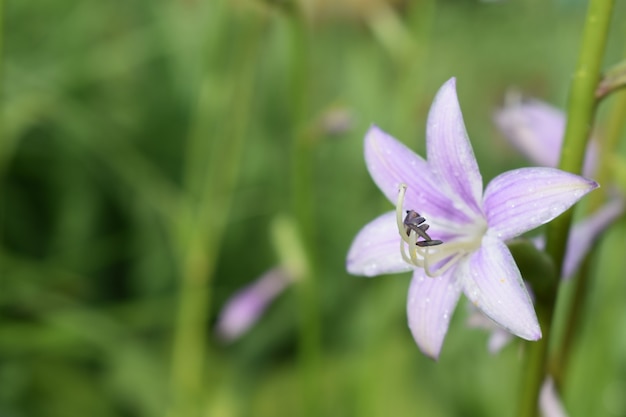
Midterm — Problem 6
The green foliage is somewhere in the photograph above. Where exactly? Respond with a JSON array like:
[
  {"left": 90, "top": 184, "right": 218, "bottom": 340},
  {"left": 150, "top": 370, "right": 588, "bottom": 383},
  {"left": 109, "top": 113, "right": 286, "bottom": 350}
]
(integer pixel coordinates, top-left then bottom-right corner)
[{"left": 2, "top": 1, "right": 625, "bottom": 416}]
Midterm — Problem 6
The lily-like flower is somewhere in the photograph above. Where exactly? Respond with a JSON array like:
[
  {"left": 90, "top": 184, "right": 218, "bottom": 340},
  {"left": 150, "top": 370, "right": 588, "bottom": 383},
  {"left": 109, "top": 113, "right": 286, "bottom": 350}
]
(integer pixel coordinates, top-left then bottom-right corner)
[
  {"left": 215, "top": 267, "right": 292, "bottom": 342},
  {"left": 347, "top": 78, "right": 598, "bottom": 358}
]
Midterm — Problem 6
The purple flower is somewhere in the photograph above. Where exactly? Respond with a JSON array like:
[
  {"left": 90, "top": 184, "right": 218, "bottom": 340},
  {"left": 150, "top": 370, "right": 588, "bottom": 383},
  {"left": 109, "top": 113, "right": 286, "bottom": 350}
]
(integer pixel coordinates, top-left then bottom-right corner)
[
  {"left": 215, "top": 267, "right": 291, "bottom": 342},
  {"left": 346, "top": 78, "right": 598, "bottom": 358},
  {"left": 494, "top": 94, "right": 597, "bottom": 177},
  {"left": 534, "top": 198, "right": 624, "bottom": 279}
]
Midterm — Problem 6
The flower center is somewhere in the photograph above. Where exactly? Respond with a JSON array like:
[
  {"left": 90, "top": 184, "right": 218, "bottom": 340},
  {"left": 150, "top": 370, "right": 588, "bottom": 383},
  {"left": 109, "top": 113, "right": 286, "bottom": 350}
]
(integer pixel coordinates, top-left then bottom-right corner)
[{"left": 395, "top": 184, "right": 485, "bottom": 278}]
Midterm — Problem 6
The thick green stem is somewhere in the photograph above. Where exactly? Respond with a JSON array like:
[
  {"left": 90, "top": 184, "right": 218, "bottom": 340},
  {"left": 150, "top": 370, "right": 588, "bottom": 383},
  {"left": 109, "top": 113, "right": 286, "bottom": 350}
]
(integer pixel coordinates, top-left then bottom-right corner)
[
  {"left": 554, "top": 85, "right": 626, "bottom": 388},
  {"left": 518, "top": 1, "right": 614, "bottom": 416},
  {"left": 544, "top": 0, "right": 614, "bottom": 270}
]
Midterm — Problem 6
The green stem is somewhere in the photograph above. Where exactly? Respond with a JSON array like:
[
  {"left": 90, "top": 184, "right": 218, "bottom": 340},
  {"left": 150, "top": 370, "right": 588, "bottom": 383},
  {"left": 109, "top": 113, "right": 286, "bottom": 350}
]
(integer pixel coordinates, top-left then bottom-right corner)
[
  {"left": 545, "top": 0, "right": 614, "bottom": 267},
  {"left": 590, "top": 88, "right": 626, "bottom": 211},
  {"left": 167, "top": 14, "right": 263, "bottom": 417},
  {"left": 518, "top": 1, "right": 614, "bottom": 416},
  {"left": 517, "top": 306, "right": 553, "bottom": 417},
  {"left": 0, "top": 0, "right": 5, "bottom": 245},
  {"left": 554, "top": 85, "right": 626, "bottom": 388},
  {"left": 288, "top": 12, "right": 321, "bottom": 417}
]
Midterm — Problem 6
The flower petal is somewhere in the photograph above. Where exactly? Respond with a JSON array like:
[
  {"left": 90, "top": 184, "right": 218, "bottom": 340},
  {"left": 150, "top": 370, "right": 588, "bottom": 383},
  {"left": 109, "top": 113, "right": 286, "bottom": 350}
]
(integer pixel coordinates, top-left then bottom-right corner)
[
  {"left": 562, "top": 198, "right": 623, "bottom": 278},
  {"left": 346, "top": 211, "right": 411, "bottom": 277},
  {"left": 484, "top": 167, "right": 598, "bottom": 241},
  {"left": 460, "top": 235, "right": 541, "bottom": 341},
  {"left": 426, "top": 78, "right": 483, "bottom": 216},
  {"left": 407, "top": 268, "right": 462, "bottom": 359},
  {"left": 364, "top": 125, "right": 472, "bottom": 224}
]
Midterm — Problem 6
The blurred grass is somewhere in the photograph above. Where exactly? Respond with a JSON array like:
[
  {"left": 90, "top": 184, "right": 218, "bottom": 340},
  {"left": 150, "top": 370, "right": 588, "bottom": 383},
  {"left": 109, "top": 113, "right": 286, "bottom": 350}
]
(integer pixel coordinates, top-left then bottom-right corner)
[{"left": 1, "top": 0, "right": 626, "bottom": 417}]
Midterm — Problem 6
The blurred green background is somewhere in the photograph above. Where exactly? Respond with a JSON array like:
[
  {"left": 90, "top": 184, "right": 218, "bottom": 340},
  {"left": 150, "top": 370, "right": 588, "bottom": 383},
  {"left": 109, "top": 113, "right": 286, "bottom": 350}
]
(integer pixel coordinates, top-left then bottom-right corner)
[{"left": 2, "top": 0, "right": 626, "bottom": 416}]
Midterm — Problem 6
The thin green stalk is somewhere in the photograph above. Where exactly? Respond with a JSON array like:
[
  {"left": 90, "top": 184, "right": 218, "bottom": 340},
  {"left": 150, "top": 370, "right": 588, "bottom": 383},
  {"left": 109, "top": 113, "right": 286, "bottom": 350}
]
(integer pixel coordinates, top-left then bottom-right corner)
[
  {"left": 167, "top": 14, "right": 263, "bottom": 417},
  {"left": 517, "top": 1, "right": 614, "bottom": 416},
  {"left": 544, "top": 0, "right": 614, "bottom": 269},
  {"left": 288, "top": 11, "right": 321, "bottom": 417},
  {"left": 517, "top": 305, "right": 553, "bottom": 417},
  {"left": 0, "top": 0, "right": 5, "bottom": 246},
  {"left": 590, "top": 88, "right": 626, "bottom": 211},
  {"left": 554, "top": 88, "right": 626, "bottom": 388}
]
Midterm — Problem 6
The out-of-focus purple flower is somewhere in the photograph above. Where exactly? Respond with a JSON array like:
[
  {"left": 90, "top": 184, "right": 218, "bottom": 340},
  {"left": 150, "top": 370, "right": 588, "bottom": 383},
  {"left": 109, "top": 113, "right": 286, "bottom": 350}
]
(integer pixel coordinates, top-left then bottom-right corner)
[
  {"left": 540, "top": 377, "right": 569, "bottom": 417},
  {"left": 534, "top": 198, "right": 624, "bottom": 279},
  {"left": 346, "top": 78, "right": 598, "bottom": 358},
  {"left": 466, "top": 307, "right": 513, "bottom": 354},
  {"left": 494, "top": 94, "right": 597, "bottom": 177},
  {"left": 215, "top": 267, "right": 291, "bottom": 342}
]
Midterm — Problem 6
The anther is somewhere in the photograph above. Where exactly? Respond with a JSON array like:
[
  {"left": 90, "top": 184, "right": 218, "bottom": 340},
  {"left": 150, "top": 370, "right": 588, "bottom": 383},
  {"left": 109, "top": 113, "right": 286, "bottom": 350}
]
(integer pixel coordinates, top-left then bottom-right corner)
[
  {"left": 403, "top": 210, "right": 442, "bottom": 247},
  {"left": 396, "top": 183, "right": 457, "bottom": 277}
]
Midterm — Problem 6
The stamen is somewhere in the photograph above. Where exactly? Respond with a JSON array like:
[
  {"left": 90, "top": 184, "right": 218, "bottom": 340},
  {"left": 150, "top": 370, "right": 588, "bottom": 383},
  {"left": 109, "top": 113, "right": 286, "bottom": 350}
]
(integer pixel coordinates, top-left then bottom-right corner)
[{"left": 395, "top": 183, "right": 470, "bottom": 278}]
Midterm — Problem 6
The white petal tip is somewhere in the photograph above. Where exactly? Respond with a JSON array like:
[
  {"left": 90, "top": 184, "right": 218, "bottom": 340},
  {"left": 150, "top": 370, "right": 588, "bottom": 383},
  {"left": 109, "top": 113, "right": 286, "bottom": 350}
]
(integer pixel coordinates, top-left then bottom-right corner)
[
  {"left": 434, "top": 78, "right": 459, "bottom": 101},
  {"left": 520, "top": 326, "right": 542, "bottom": 341},
  {"left": 444, "top": 77, "right": 457, "bottom": 88}
]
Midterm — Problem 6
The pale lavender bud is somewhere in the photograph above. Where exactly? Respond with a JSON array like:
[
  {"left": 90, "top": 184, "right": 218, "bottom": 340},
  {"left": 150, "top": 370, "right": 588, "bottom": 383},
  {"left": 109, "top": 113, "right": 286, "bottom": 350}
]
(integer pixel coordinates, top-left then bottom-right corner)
[
  {"left": 494, "top": 93, "right": 597, "bottom": 177},
  {"left": 466, "top": 307, "right": 513, "bottom": 354},
  {"left": 215, "top": 267, "right": 291, "bottom": 342},
  {"left": 540, "top": 378, "right": 569, "bottom": 417},
  {"left": 320, "top": 106, "right": 354, "bottom": 136}
]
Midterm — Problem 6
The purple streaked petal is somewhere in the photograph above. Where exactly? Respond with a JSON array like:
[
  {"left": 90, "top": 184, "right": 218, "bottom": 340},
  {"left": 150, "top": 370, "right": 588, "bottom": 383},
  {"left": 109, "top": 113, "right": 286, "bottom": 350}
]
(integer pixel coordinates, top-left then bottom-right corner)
[
  {"left": 426, "top": 78, "right": 483, "bottom": 216},
  {"left": 215, "top": 268, "right": 291, "bottom": 342},
  {"left": 407, "top": 268, "right": 462, "bottom": 359},
  {"left": 460, "top": 235, "right": 541, "bottom": 341},
  {"left": 364, "top": 125, "right": 472, "bottom": 224},
  {"left": 484, "top": 167, "right": 599, "bottom": 241},
  {"left": 346, "top": 211, "right": 412, "bottom": 277},
  {"left": 562, "top": 198, "right": 624, "bottom": 279}
]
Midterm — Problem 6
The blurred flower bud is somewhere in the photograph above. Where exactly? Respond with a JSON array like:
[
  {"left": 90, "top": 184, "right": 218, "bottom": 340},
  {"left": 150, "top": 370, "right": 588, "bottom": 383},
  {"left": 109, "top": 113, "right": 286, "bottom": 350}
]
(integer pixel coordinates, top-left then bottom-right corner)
[
  {"left": 215, "top": 267, "right": 292, "bottom": 342},
  {"left": 494, "top": 92, "right": 597, "bottom": 177}
]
